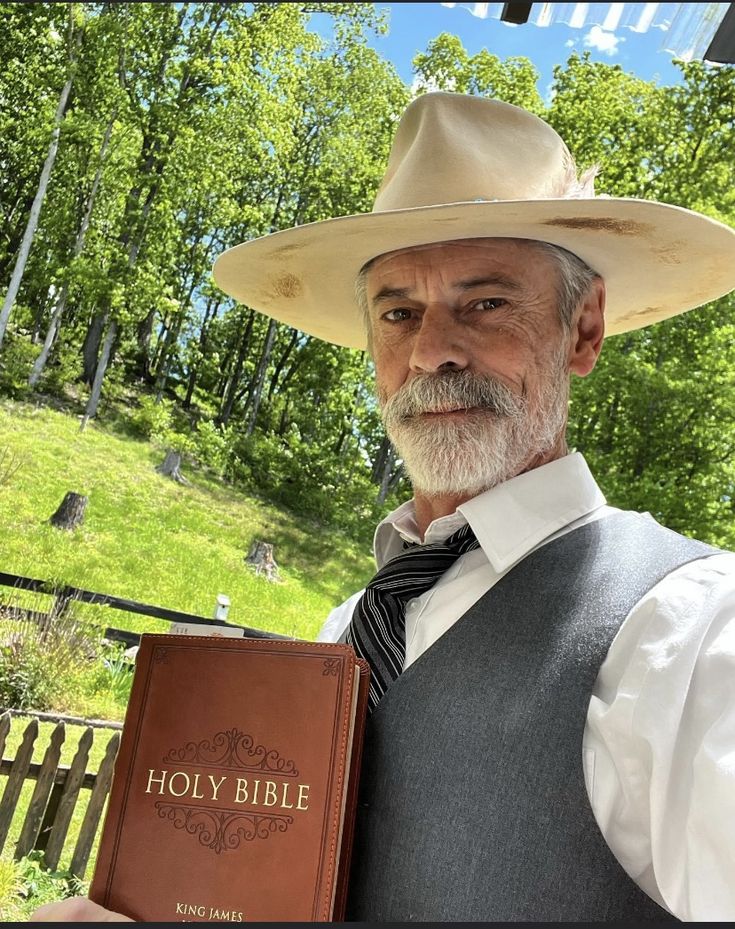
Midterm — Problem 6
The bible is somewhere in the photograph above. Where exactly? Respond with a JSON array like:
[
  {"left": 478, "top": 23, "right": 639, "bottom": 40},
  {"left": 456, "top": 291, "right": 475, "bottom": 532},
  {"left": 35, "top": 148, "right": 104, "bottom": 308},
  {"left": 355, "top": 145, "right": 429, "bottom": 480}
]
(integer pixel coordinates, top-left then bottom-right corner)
[{"left": 89, "top": 634, "right": 369, "bottom": 921}]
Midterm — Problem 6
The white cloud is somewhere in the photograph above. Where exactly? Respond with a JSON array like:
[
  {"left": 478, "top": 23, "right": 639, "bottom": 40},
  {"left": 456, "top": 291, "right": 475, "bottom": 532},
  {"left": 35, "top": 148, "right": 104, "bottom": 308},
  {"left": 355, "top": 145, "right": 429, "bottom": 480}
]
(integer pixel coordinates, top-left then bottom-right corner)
[
  {"left": 564, "top": 39, "right": 576, "bottom": 48},
  {"left": 583, "top": 25, "right": 625, "bottom": 56}
]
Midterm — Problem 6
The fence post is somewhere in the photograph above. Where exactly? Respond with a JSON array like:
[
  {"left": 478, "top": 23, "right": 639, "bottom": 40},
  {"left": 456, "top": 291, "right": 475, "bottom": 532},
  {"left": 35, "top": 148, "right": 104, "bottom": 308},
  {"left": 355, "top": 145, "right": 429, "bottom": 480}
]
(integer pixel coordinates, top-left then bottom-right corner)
[
  {"left": 15, "top": 721, "right": 65, "bottom": 859},
  {"left": 43, "top": 726, "right": 93, "bottom": 869},
  {"left": 0, "top": 717, "right": 39, "bottom": 855}
]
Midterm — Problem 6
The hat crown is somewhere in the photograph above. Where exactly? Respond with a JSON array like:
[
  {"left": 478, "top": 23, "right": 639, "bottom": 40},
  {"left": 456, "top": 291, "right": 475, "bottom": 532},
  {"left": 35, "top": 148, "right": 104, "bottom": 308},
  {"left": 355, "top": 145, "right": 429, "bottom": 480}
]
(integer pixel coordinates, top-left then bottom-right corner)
[{"left": 373, "top": 92, "right": 583, "bottom": 212}]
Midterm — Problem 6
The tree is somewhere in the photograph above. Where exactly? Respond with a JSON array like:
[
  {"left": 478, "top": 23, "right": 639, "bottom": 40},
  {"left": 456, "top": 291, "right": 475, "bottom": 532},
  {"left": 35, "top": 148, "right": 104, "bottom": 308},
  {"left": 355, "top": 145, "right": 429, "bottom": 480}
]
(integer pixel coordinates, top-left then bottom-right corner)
[{"left": 0, "top": 5, "right": 82, "bottom": 349}]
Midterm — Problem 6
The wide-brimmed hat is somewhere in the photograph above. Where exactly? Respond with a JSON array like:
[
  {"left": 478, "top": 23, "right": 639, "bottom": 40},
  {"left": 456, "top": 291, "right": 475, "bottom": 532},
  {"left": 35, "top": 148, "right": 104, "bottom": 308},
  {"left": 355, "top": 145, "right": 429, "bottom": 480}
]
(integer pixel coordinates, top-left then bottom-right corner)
[{"left": 212, "top": 92, "right": 735, "bottom": 350}]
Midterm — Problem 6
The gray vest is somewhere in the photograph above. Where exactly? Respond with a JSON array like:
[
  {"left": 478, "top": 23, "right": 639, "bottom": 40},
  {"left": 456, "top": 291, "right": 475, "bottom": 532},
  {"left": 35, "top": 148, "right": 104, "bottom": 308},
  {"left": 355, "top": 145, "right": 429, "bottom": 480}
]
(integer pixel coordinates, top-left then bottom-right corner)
[{"left": 346, "top": 512, "right": 716, "bottom": 921}]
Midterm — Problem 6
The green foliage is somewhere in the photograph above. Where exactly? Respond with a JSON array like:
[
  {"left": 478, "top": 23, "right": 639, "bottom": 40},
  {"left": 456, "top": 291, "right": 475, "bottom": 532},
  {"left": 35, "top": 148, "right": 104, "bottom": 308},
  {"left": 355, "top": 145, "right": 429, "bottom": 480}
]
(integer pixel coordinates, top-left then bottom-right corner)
[
  {"left": 0, "top": 329, "right": 37, "bottom": 398},
  {"left": 413, "top": 33, "right": 543, "bottom": 111},
  {"left": 38, "top": 342, "right": 84, "bottom": 397},
  {"left": 193, "top": 418, "right": 235, "bottom": 476},
  {"left": 3, "top": 851, "right": 87, "bottom": 919},
  {"left": 0, "top": 602, "right": 92, "bottom": 711},
  {"left": 234, "top": 428, "right": 386, "bottom": 537},
  {"left": 89, "top": 641, "right": 134, "bottom": 705},
  {"left": 0, "top": 638, "right": 56, "bottom": 710},
  {"left": 130, "top": 395, "right": 174, "bottom": 440},
  {"left": 0, "top": 858, "right": 24, "bottom": 920}
]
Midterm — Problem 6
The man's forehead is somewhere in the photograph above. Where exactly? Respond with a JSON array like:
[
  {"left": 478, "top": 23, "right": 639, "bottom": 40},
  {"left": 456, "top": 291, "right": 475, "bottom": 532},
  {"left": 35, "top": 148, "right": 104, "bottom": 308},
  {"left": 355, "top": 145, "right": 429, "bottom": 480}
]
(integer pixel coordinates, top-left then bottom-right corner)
[{"left": 365, "top": 237, "right": 544, "bottom": 273}]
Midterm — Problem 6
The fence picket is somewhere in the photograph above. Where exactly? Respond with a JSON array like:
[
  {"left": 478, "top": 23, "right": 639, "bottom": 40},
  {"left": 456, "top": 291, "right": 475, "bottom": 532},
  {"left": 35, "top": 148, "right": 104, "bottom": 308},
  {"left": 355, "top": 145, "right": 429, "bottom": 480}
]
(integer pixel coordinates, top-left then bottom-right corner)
[
  {"left": 70, "top": 730, "right": 120, "bottom": 879},
  {"left": 0, "top": 717, "right": 39, "bottom": 854},
  {"left": 0, "top": 711, "right": 10, "bottom": 760},
  {"left": 43, "top": 727, "right": 93, "bottom": 870},
  {"left": 15, "top": 721, "right": 65, "bottom": 859}
]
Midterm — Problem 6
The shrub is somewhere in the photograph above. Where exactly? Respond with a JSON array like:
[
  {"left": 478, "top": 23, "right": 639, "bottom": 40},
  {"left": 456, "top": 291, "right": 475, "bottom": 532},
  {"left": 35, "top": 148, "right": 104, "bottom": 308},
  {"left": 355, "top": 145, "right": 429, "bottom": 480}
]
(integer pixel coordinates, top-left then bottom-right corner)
[
  {"left": 0, "top": 329, "right": 37, "bottom": 398},
  {"left": 193, "top": 419, "right": 234, "bottom": 475},
  {"left": 0, "top": 637, "right": 57, "bottom": 710},
  {"left": 0, "top": 856, "right": 23, "bottom": 919},
  {"left": 129, "top": 395, "right": 173, "bottom": 440},
  {"left": 41, "top": 343, "right": 84, "bottom": 397},
  {"left": 0, "top": 591, "right": 95, "bottom": 711},
  {"left": 5, "top": 852, "right": 87, "bottom": 919},
  {"left": 90, "top": 641, "right": 134, "bottom": 704}
]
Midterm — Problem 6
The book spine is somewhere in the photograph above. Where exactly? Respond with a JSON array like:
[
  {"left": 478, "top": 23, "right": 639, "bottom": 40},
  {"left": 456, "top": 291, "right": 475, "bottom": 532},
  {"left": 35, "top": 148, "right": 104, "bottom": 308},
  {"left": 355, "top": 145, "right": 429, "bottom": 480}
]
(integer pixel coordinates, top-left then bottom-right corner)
[{"left": 88, "top": 638, "right": 155, "bottom": 909}]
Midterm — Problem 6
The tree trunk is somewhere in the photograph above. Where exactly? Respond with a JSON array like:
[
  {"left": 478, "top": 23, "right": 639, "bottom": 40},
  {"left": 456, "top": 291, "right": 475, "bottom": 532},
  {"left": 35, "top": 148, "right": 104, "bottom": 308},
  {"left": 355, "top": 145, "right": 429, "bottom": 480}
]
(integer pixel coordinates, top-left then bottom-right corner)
[
  {"left": 245, "top": 319, "right": 278, "bottom": 437},
  {"left": 31, "top": 284, "right": 55, "bottom": 344},
  {"left": 0, "top": 190, "right": 34, "bottom": 282},
  {"left": 372, "top": 436, "right": 402, "bottom": 506},
  {"left": 29, "top": 283, "right": 68, "bottom": 387},
  {"left": 266, "top": 327, "right": 299, "bottom": 402},
  {"left": 377, "top": 442, "right": 399, "bottom": 506},
  {"left": 153, "top": 316, "right": 183, "bottom": 402},
  {"left": 155, "top": 449, "right": 189, "bottom": 485},
  {"left": 183, "top": 298, "right": 220, "bottom": 409},
  {"left": 371, "top": 435, "right": 392, "bottom": 482},
  {"left": 29, "top": 112, "right": 116, "bottom": 388},
  {"left": 0, "top": 49, "right": 77, "bottom": 348},
  {"left": 134, "top": 309, "right": 157, "bottom": 382},
  {"left": 219, "top": 310, "right": 255, "bottom": 426},
  {"left": 81, "top": 313, "right": 106, "bottom": 386},
  {"left": 49, "top": 492, "right": 88, "bottom": 530},
  {"left": 276, "top": 399, "right": 291, "bottom": 437},
  {"left": 80, "top": 316, "right": 117, "bottom": 431},
  {"left": 153, "top": 273, "right": 197, "bottom": 401}
]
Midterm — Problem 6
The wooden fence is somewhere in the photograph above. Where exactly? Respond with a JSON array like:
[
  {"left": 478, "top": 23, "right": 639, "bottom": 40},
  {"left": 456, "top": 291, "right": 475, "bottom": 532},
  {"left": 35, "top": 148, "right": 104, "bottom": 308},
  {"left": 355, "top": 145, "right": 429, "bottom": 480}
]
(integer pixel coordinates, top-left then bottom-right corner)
[
  {"left": 0, "top": 570, "right": 287, "bottom": 647},
  {"left": 0, "top": 711, "right": 120, "bottom": 878}
]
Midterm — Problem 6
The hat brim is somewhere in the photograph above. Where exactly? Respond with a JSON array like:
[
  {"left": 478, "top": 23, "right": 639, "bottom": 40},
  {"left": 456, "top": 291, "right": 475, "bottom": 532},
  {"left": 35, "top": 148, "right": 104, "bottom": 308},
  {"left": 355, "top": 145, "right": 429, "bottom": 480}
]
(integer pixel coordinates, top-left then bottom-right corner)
[{"left": 212, "top": 198, "right": 735, "bottom": 350}]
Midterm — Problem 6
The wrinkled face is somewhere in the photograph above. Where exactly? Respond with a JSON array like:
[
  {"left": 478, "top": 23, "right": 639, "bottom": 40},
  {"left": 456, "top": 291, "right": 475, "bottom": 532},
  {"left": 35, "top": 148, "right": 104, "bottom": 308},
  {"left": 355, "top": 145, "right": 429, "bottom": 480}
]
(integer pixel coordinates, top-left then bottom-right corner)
[{"left": 365, "top": 239, "right": 576, "bottom": 497}]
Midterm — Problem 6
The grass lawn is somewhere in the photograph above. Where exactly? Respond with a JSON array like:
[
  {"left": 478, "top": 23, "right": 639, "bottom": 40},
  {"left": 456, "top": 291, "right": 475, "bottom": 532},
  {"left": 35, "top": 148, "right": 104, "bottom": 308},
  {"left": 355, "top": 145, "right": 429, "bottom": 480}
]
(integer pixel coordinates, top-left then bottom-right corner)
[{"left": 0, "top": 398, "right": 375, "bottom": 640}]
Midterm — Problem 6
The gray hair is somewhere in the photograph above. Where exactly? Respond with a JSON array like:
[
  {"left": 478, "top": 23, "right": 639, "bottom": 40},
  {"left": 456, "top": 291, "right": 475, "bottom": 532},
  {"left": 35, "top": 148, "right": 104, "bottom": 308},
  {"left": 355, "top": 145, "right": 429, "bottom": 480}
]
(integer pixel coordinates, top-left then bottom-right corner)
[{"left": 355, "top": 239, "right": 600, "bottom": 338}]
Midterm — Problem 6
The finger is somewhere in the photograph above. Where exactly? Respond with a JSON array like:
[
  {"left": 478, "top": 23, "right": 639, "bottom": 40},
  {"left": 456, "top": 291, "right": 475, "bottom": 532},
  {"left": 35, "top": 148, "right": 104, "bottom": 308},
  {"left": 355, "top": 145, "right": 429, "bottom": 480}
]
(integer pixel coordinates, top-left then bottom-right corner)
[{"left": 30, "top": 896, "right": 134, "bottom": 922}]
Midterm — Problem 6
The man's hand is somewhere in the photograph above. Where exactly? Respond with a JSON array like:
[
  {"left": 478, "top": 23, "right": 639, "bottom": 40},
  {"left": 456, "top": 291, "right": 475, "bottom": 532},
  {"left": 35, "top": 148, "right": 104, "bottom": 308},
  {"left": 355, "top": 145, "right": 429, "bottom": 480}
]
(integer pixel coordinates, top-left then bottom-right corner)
[{"left": 30, "top": 897, "right": 133, "bottom": 922}]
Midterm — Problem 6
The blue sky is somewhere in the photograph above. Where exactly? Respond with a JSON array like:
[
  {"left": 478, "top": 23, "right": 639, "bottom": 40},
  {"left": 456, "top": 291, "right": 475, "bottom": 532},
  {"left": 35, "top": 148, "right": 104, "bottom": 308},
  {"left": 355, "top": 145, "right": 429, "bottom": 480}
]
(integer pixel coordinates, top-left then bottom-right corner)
[{"left": 315, "top": 2, "right": 691, "bottom": 94}]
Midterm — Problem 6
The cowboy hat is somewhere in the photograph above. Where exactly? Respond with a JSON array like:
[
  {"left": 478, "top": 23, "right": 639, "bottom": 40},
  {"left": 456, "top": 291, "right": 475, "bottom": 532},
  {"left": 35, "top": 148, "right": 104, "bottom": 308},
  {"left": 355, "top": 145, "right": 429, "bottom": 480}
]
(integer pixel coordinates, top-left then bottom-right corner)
[{"left": 212, "top": 92, "right": 735, "bottom": 350}]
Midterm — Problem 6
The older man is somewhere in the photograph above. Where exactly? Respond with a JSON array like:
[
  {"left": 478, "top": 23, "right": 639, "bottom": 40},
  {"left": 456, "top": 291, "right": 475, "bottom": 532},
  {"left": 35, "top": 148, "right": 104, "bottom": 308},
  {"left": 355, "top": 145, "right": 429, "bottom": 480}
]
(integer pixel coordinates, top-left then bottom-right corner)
[{"left": 33, "top": 94, "right": 735, "bottom": 922}]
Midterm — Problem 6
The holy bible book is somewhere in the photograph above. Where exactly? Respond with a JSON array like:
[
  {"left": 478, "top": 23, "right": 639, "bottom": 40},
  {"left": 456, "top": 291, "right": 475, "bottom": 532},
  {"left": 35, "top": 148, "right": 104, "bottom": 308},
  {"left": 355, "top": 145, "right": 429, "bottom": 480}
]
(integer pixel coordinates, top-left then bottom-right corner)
[{"left": 89, "top": 634, "right": 369, "bottom": 922}]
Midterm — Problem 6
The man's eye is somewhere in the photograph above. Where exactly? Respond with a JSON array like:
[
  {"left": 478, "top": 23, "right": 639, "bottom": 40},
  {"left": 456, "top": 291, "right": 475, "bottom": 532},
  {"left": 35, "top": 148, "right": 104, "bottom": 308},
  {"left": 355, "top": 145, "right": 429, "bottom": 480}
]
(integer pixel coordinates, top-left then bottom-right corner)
[
  {"left": 473, "top": 298, "right": 506, "bottom": 312},
  {"left": 382, "top": 308, "right": 413, "bottom": 322}
]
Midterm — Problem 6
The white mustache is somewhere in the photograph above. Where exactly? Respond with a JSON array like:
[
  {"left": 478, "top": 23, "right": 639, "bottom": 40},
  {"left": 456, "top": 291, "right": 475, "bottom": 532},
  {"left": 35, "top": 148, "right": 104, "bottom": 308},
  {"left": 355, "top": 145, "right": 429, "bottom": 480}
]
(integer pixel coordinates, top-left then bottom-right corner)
[{"left": 381, "top": 371, "right": 526, "bottom": 426}]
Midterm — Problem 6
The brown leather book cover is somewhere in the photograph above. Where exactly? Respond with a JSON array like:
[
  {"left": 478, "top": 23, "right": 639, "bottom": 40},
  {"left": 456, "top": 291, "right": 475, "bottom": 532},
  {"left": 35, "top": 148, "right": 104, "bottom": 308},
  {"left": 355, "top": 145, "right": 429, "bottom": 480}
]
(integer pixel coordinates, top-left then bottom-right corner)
[{"left": 89, "top": 634, "right": 369, "bottom": 922}]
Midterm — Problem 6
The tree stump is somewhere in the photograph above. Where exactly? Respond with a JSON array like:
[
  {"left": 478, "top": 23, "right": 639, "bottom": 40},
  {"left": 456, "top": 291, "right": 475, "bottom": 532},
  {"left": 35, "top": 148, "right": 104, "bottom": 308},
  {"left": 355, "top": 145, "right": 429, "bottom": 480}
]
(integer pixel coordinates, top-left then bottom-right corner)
[
  {"left": 155, "top": 449, "right": 189, "bottom": 485},
  {"left": 245, "top": 540, "right": 281, "bottom": 583},
  {"left": 49, "top": 492, "right": 88, "bottom": 530}
]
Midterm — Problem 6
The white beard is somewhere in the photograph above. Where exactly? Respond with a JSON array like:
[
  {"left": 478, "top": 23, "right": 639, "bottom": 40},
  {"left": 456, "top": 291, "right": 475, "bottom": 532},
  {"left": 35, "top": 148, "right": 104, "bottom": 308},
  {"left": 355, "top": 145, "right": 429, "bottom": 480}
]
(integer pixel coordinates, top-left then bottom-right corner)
[{"left": 379, "top": 352, "right": 569, "bottom": 497}]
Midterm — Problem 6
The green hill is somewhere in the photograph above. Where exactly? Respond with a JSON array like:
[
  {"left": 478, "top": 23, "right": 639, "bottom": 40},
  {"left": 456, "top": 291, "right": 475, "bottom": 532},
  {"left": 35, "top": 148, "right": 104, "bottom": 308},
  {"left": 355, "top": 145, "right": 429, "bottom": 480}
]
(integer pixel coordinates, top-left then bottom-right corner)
[{"left": 0, "top": 399, "right": 375, "bottom": 640}]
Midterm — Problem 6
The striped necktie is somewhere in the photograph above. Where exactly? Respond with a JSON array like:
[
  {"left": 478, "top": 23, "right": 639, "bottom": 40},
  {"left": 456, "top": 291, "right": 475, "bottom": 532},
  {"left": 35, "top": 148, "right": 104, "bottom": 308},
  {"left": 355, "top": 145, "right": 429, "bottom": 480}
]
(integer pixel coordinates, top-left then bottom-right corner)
[{"left": 346, "top": 522, "right": 480, "bottom": 712}]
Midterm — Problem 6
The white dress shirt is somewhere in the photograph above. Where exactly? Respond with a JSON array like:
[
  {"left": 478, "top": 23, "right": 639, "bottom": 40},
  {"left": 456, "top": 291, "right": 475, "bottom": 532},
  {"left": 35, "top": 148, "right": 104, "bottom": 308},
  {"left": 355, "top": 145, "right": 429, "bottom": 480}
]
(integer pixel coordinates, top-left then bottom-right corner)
[{"left": 317, "top": 453, "right": 735, "bottom": 921}]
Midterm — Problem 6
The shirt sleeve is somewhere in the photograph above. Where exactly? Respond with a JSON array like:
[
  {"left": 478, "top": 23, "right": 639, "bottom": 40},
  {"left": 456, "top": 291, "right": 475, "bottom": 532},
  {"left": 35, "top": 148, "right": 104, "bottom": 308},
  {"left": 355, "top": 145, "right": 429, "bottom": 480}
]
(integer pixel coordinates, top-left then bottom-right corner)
[
  {"left": 316, "top": 589, "right": 365, "bottom": 643},
  {"left": 585, "top": 551, "right": 735, "bottom": 920}
]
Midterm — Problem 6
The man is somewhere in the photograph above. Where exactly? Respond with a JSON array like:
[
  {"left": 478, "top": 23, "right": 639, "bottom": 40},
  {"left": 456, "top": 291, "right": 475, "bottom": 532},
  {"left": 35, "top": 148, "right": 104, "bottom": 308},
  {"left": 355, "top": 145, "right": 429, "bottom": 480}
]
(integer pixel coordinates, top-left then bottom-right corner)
[{"left": 33, "top": 94, "right": 735, "bottom": 922}]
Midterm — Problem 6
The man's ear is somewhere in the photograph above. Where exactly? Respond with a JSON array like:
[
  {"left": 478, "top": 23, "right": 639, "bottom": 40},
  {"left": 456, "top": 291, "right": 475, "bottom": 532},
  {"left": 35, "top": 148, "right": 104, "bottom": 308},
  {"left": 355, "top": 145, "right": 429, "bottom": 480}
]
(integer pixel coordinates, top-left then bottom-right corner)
[{"left": 568, "top": 277, "right": 605, "bottom": 377}]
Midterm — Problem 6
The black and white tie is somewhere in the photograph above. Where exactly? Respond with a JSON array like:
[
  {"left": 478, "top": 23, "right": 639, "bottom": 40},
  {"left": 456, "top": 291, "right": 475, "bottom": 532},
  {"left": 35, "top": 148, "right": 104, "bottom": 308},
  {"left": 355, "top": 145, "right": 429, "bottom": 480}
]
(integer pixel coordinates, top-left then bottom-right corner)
[{"left": 346, "top": 522, "right": 479, "bottom": 712}]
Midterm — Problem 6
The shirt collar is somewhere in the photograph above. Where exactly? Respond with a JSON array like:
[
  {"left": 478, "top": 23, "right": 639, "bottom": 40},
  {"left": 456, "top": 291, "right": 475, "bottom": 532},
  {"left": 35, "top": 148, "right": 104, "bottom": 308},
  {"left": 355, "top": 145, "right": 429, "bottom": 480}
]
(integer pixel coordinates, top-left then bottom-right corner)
[{"left": 373, "top": 452, "right": 607, "bottom": 571}]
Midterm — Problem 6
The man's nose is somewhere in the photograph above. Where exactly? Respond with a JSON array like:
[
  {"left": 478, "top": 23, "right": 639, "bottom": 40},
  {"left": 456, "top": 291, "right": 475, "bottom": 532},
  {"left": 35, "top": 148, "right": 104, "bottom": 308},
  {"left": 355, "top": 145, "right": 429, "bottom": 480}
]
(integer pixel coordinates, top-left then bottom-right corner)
[{"left": 409, "top": 305, "right": 470, "bottom": 373}]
